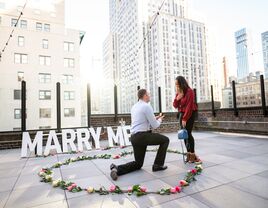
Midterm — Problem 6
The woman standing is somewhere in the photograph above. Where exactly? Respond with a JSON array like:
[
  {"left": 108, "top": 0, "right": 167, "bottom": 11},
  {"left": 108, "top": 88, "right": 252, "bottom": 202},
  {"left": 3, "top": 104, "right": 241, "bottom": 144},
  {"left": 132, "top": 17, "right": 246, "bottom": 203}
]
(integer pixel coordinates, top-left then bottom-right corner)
[{"left": 173, "top": 76, "right": 201, "bottom": 163}]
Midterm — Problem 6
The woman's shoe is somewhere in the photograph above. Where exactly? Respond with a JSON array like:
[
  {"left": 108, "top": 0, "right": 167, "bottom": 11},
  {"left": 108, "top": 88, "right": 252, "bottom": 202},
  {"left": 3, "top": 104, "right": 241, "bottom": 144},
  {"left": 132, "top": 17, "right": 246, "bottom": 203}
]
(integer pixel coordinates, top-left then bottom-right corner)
[
  {"left": 194, "top": 154, "right": 202, "bottom": 164},
  {"left": 188, "top": 153, "right": 196, "bottom": 163},
  {"left": 185, "top": 152, "right": 190, "bottom": 163}
]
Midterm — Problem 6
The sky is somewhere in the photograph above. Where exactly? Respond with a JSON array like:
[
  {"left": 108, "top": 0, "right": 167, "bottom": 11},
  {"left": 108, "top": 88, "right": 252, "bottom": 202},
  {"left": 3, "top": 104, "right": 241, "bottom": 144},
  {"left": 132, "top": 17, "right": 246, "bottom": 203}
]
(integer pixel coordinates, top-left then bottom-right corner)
[
  {"left": 65, "top": 0, "right": 109, "bottom": 85},
  {"left": 65, "top": 0, "right": 268, "bottom": 82},
  {"left": 189, "top": 0, "right": 268, "bottom": 76}
]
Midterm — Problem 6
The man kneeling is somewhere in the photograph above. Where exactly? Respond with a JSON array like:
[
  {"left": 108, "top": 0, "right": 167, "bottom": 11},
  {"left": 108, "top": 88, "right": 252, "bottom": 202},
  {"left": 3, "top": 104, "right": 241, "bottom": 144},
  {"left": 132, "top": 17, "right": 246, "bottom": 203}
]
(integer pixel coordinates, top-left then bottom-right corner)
[{"left": 110, "top": 89, "right": 170, "bottom": 180}]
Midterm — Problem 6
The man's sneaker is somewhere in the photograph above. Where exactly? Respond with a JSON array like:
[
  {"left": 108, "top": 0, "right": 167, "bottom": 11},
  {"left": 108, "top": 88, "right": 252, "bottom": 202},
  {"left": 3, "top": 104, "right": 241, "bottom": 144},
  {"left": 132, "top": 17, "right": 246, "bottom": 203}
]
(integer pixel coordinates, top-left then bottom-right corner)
[
  {"left": 152, "top": 165, "right": 168, "bottom": 172},
  {"left": 110, "top": 163, "right": 118, "bottom": 170},
  {"left": 110, "top": 168, "right": 118, "bottom": 181}
]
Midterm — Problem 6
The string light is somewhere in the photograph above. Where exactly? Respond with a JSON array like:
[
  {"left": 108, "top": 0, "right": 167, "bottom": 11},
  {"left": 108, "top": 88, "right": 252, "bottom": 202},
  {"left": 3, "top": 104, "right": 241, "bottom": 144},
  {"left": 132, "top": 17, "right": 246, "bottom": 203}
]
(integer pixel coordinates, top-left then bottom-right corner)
[
  {"left": 127, "top": 0, "right": 166, "bottom": 69},
  {"left": 121, "top": 0, "right": 166, "bottom": 88},
  {"left": 0, "top": 0, "right": 28, "bottom": 62}
]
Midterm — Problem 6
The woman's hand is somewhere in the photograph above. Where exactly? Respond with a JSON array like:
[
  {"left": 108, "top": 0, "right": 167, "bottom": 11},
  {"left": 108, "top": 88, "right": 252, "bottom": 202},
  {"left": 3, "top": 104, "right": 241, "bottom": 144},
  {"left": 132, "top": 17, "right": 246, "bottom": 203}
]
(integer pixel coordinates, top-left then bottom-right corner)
[
  {"left": 176, "top": 93, "right": 183, "bottom": 101},
  {"left": 182, "top": 120, "right": 186, "bottom": 128}
]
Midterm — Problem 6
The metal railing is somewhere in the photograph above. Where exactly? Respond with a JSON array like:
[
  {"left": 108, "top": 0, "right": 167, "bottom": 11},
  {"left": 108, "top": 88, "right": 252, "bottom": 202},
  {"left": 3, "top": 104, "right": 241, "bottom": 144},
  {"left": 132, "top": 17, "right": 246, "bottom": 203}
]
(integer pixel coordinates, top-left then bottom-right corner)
[{"left": 0, "top": 75, "right": 267, "bottom": 133}]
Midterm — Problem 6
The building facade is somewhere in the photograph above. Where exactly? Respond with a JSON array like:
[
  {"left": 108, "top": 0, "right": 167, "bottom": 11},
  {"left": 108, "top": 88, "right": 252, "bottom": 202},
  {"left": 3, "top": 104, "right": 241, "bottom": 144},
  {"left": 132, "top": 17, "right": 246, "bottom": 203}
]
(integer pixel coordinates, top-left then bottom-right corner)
[
  {"left": 222, "top": 72, "right": 267, "bottom": 108},
  {"left": 101, "top": 33, "right": 119, "bottom": 114},
  {"left": 236, "top": 72, "right": 267, "bottom": 108},
  {"left": 235, "top": 28, "right": 254, "bottom": 80},
  {"left": 221, "top": 87, "right": 233, "bottom": 108},
  {"left": 262, "top": 31, "right": 268, "bottom": 79},
  {"left": 0, "top": 0, "right": 83, "bottom": 131},
  {"left": 106, "top": 0, "right": 209, "bottom": 113},
  {"left": 146, "top": 10, "right": 209, "bottom": 111}
]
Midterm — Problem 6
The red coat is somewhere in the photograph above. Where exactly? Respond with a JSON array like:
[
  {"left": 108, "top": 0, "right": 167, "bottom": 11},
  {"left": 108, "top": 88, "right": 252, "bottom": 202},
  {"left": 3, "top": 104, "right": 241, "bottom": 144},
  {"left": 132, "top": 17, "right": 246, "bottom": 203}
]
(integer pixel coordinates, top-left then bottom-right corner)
[{"left": 173, "top": 88, "right": 197, "bottom": 122}]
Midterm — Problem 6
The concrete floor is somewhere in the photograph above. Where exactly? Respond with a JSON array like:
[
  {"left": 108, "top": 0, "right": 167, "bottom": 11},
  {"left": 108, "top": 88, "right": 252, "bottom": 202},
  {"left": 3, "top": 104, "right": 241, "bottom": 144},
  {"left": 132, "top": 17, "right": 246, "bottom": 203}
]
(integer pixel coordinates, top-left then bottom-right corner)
[{"left": 0, "top": 131, "right": 268, "bottom": 208}]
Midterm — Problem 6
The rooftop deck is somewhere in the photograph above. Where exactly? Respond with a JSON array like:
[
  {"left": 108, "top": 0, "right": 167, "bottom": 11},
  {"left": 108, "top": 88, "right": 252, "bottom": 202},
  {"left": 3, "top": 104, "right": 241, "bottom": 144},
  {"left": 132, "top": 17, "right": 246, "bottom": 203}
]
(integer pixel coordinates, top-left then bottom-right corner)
[{"left": 0, "top": 131, "right": 268, "bottom": 208}]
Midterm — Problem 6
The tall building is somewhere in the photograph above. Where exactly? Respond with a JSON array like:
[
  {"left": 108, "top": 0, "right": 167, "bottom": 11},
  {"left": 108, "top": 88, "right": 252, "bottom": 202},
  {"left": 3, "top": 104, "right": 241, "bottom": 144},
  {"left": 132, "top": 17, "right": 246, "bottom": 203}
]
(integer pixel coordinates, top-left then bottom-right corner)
[
  {"left": 101, "top": 33, "right": 118, "bottom": 114},
  {"left": 146, "top": 3, "right": 209, "bottom": 111},
  {"left": 106, "top": 0, "right": 209, "bottom": 113},
  {"left": 235, "top": 28, "right": 254, "bottom": 80},
  {"left": 262, "top": 31, "right": 268, "bottom": 79},
  {"left": 108, "top": 0, "right": 143, "bottom": 113},
  {"left": 0, "top": 0, "right": 84, "bottom": 131}
]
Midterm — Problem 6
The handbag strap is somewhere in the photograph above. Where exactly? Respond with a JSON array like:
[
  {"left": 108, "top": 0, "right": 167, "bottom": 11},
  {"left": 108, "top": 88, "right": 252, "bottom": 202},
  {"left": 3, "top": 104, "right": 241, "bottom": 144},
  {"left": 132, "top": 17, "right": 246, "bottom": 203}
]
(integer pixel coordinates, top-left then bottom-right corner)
[{"left": 180, "top": 139, "right": 187, "bottom": 164}]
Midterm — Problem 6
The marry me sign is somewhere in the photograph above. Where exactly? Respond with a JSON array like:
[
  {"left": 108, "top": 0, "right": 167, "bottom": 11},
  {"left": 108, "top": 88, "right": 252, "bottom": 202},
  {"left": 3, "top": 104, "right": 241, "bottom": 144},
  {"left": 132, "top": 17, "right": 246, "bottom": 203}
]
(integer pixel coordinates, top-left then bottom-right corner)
[{"left": 21, "top": 126, "right": 131, "bottom": 157}]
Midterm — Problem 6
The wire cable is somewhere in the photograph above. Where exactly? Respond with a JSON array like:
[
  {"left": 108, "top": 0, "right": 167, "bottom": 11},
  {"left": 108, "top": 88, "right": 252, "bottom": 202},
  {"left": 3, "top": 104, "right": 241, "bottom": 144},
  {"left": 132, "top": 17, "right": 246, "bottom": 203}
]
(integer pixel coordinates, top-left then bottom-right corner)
[{"left": 0, "top": 0, "right": 28, "bottom": 61}]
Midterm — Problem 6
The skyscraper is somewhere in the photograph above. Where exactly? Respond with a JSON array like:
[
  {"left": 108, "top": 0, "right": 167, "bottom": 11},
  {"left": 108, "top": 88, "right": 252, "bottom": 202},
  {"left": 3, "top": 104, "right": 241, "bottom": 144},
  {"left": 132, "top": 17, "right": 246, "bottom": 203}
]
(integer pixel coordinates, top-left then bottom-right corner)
[
  {"left": 101, "top": 33, "right": 118, "bottom": 114},
  {"left": 146, "top": 2, "right": 209, "bottom": 111},
  {"left": 105, "top": 0, "right": 209, "bottom": 113},
  {"left": 0, "top": 0, "right": 84, "bottom": 131},
  {"left": 262, "top": 31, "right": 268, "bottom": 79},
  {"left": 235, "top": 28, "right": 254, "bottom": 80}
]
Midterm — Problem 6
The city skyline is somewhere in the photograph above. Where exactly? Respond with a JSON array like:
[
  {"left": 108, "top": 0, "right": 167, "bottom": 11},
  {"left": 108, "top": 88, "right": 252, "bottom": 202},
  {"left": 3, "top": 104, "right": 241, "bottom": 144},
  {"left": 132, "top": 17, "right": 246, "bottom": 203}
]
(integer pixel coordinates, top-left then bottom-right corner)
[
  {"left": 100, "top": 0, "right": 210, "bottom": 113},
  {"left": 65, "top": 0, "right": 268, "bottom": 84}
]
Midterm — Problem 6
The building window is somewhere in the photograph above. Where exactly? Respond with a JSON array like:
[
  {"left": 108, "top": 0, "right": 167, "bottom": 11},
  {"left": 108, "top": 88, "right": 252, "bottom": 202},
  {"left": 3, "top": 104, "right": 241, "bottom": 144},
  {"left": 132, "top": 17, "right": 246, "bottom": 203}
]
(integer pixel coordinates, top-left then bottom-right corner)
[
  {"left": 14, "top": 90, "right": 21, "bottom": 100},
  {"left": 64, "top": 58, "right": 75, "bottom": 68},
  {"left": 39, "top": 90, "right": 51, "bottom": 100},
  {"left": 64, "top": 91, "right": 75, "bottom": 100},
  {"left": 0, "top": 16, "right": 2, "bottom": 25},
  {"left": 39, "top": 55, "right": 51, "bottom": 66},
  {"left": 14, "top": 53, "right": 28, "bottom": 64},
  {"left": 39, "top": 126, "right": 51, "bottom": 130},
  {"left": 39, "top": 73, "right": 51, "bottom": 83},
  {"left": 64, "top": 42, "right": 74, "bottom": 52},
  {"left": 20, "top": 20, "right": 27, "bottom": 28},
  {"left": 18, "top": 71, "right": 24, "bottom": 81},
  {"left": 64, "top": 108, "right": 75, "bottom": 117},
  {"left": 36, "top": 22, "right": 42, "bottom": 31},
  {"left": 14, "top": 109, "right": 21, "bottom": 119},
  {"left": 40, "top": 108, "right": 51, "bottom": 118},
  {"left": 44, "top": 23, "right": 50, "bottom": 32},
  {"left": 13, "top": 127, "right": 21, "bottom": 131},
  {"left": 11, "top": 18, "right": 17, "bottom": 27},
  {"left": 18, "top": 36, "right": 25, "bottom": 47},
  {"left": 62, "top": 74, "right": 73, "bottom": 84},
  {"left": 42, "top": 39, "right": 48, "bottom": 49}
]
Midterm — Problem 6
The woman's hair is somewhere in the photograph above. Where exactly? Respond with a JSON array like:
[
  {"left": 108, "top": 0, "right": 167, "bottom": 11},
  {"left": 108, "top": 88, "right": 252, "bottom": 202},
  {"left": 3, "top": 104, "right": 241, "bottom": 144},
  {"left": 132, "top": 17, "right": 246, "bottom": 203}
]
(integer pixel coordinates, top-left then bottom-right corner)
[{"left": 175, "top": 76, "right": 190, "bottom": 95}]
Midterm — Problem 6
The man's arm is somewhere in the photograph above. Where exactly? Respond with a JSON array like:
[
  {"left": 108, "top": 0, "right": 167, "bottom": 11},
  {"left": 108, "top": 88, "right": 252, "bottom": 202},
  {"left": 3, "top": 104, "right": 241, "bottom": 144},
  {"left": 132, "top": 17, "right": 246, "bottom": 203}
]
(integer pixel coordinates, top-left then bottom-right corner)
[{"left": 144, "top": 104, "right": 161, "bottom": 129}]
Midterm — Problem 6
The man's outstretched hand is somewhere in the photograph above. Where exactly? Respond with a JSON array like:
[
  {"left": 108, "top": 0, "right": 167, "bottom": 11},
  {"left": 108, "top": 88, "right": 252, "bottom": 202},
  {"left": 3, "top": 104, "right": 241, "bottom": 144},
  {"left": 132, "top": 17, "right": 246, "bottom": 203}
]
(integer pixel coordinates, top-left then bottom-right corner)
[{"left": 156, "top": 113, "right": 165, "bottom": 121}]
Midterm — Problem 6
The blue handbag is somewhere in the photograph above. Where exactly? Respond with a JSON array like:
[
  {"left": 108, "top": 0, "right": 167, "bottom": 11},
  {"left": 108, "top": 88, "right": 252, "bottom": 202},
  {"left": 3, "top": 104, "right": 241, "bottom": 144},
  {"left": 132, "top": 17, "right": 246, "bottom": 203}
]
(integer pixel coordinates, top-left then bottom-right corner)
[
  {"left": 178, "top": 128, "right": 188, "bottom": 164},
  {"left": 178, "top": 128, "right": 188, "bottom": 140}
]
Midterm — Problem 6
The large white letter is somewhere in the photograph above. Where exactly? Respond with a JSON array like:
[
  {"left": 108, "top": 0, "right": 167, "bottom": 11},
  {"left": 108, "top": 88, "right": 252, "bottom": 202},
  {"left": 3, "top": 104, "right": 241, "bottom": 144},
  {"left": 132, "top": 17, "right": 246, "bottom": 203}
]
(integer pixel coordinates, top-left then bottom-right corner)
[
  {"left": 107, "top": 126, "right": 124, "bottom": 147},
  {"left": 122, "top": 125, "right": 131, "bottom": 146},
  {"left": 44, "top": 130, "right": 62, "bottom": 155},
  {"left": 21, "top": 131, "right": 43, "bottom": 157},
  {"left": 62, "top": 129, "right": 77, "bottom": 152},
  {"left": 77, "top": 128, "right": 91, "bottom": 151},
  {"left": 89, "top": 127, "right": 101, "bottom": 149}
]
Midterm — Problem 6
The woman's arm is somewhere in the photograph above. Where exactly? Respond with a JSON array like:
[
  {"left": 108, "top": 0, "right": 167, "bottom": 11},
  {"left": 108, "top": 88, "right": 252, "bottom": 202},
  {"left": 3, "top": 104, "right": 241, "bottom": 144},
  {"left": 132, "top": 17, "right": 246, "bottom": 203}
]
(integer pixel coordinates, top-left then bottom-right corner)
[
  {"left": 173, "top": 93, "right": 183, "bottom": 108},
  {"left": 182, "top": 89, "right": 194, "bottom": 122}
]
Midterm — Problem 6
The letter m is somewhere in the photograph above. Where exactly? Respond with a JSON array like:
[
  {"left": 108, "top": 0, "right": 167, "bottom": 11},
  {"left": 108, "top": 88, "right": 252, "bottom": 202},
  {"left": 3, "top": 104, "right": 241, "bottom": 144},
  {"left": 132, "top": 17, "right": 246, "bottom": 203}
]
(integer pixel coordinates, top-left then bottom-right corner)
[{"left": 21, "top": 131, "right": 43, "bottom": 157}]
